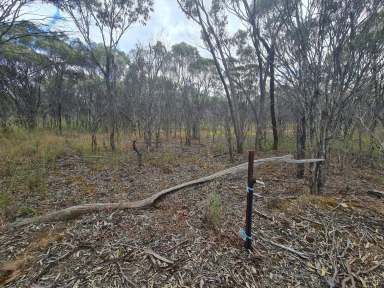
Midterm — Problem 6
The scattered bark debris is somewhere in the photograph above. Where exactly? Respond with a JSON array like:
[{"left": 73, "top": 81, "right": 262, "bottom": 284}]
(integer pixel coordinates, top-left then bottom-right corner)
[{"left": 1, "top": 143, "right": 383, "bottom": 287}]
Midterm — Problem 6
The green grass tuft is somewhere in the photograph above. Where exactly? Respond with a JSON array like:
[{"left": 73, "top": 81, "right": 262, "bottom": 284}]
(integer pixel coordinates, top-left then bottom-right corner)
[{"left": 0, "top": 192, "right": 10, "bottom": 209}]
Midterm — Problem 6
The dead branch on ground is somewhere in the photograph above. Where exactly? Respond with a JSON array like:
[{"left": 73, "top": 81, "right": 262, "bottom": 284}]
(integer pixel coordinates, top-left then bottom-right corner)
[{"left": 6, "top": 155, "right": 324, "bottom": 229}]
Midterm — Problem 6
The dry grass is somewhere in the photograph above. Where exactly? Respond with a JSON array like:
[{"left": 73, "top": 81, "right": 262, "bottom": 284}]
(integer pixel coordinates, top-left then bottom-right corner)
[
  {"left": 0, "top": 128, "right": 123, "bottom": 222},
  {"left": 67, "top": 175, "right": 97, "bottom": 196},
  {"left": 265, "top": 194, "right": 339, "bottom": 215}
]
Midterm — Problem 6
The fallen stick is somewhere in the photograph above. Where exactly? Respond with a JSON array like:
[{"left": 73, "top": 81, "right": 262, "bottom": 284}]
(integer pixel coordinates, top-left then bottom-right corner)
[
  {"left": 367, "top": 189, "right": 384, "bottom": 198},
  {"left": 254, "top": 209, "right": 274, "bottom": 221},
  {"left": 30, "top": 244, "right": 93, "bottom": 284},
  {"left": 143, "top": 249, "right": 174, "bottom": 265},
  {"left": 260, "top": 237, "right": 310, "bottom": 260},
  {"left": 7, "top": 155, "right": 324, "bottom": 229}
]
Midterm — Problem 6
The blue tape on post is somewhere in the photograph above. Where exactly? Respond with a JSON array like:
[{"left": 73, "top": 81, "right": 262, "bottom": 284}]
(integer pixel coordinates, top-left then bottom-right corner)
[
  {"left": 247, "top": 186, "right": 254, "bottom": 193},
  {"left": 239, "top": 228, "right": 252, "bottom": 241}
]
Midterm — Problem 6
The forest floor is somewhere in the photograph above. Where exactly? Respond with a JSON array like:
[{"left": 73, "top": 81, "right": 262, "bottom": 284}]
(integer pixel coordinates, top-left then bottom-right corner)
[{"left": 1, "top": 132, "right": 384, "bottom": 287}]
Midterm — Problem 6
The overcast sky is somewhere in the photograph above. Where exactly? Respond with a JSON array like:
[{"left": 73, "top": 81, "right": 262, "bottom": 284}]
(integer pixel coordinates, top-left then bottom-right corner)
[{"left": 21, "top": 0, "right": 216, "bottom": 57}]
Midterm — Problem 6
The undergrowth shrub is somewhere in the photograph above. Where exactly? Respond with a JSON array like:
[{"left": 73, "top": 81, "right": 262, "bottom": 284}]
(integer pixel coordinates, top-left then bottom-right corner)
[
  {"left": 0, "top": 128, "right": 63, "bottom": 219},
  {"left": 206, "top": 192, "right": 222, "bottom": 229},
  {"left": 0, "top": 192, "right": 11, "bottom": 223},
  {"left": 211, "top": 142, "right": 226, "bottom": 155},
  {"left": 374, "top": 175, "right": 384, "bottom": 186},
  {"left": 0, "top": 193, "right": 10, "bottom": 210},
  {"left": 147, "top": 151, "right": 178, "bottom": 165},
  {"left": 68, "top": 132, "right": 94, "bottom": 155},
  {"left": 0, "top": 127, "right": 131, "bottom": 221},
  {"left": 25, "top": 161, "right": 48, "bottom": 194},
  {"left": 16, "top": 206, "right": 36, "bottom": 217},
  {"left": 273, "top": 194, "right": 339, "bottom": 216},
  {"left": 145, "top": 150, "right": 179, "bottom": 173},
  {"left": 266, "top": 197, "right": 292, "bottom": 211}
]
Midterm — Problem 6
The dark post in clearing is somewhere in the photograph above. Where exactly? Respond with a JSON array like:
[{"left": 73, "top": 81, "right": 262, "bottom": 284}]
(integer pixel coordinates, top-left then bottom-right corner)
[{"left": 244, "top": 150, "right": 255, "bottom": 249}]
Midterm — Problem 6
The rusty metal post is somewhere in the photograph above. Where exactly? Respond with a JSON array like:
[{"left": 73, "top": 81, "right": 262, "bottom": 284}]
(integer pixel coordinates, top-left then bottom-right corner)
[{"left": 244, "top": 150, "right": 255, "bottom": 249}]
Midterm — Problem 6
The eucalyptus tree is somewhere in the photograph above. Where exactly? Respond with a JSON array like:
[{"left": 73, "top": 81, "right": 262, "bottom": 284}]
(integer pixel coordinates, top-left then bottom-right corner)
[
  {"left": 142, "top": 42, "right": 167, "bottom": 148},
  {"left": 76, "top": 76, "right": 107, "bottom": 151},
  {"left": 0, "top": 22, "right": 56, "bottom": 128},
  {"left": 171, "top": 42, "right": 205, "bottom": 145},
  {"left": 356, "top": 10, "right": 384, "bottom": 155},
  {"left": 172, "top": 42, "right": 197, "bottom": 145},
  {"left": 278, "top": 0, "right": 384, "bottom": 193},
  {"left": 188, "top": 57, "right": 216, "bottom": 141},
  {"left": 125, "top": 42, "right": 168, "bottom": 148},
  {"left": 0, "top": 0, "right": 29, "bottom": 45},
  {"left": 55, "top": 0, "right": 153, "bottom": 151},
  {"left": 157, "top": 67, "right": 178, "bottom": 141},
  {"left": 43, "top": 38, "right": 89, "bottom": 133},
  {"left": 123, "top": 47, "right": 144, "bottom": 137},
  {"left": 177, "top": 0, "right": 246, "bottom": 153},
  {"left": 231, "top": 30, "right": 261, "bottom": 148},
  {"left": 225, "top": 0, "right": 285, "bottom": 150},
  {"left": 0, "top": 90, "right": 12, "bottom": 127},
  {"left": 208, "top": 95, "right": 235, "bottom": 161}
]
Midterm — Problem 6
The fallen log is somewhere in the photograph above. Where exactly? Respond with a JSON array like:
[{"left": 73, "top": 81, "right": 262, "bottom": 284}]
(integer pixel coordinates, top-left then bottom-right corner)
[{"left": 7, "top": 155, "right": 324, "bottom": 229}]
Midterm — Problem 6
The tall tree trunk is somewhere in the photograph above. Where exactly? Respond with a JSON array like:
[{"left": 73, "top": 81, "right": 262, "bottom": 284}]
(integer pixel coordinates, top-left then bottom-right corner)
[
  {"left": 192, "top": 121, "right": 200, "bottom": 140},
  {"left": 155, "top": 127, "right": 161, "bottom": 148},
  {"left": 56, "top": 68, "right": 64, "bottom": 135},
  {"left": 110, "top": 125, "right": 116, "bottom": 151},
  {"left": 144, "top": 125, "right": 152, "bottom": 149},
  {"left": 224, "top": 116, "right": 234, "bottom": 162},
  {"left": 269, "top": 45, "right": 278, "bottom": 150},
  {"left": 91, "top": 133, "right": 97, "bottom": 152},
  {"left": 105, "top": 54, "right": 116, "bottom": 152},
  {"left": 296, "top": 115, "right": 306, "bottom": 178},
  {"left": 58, "top": 102, "right": 62, "bottom": 135},
  {"left": 311, "top": 150, "right": 326, "bottom": 194},
  {"left": 255, "top": 76, "right": 266, "bottom": 151},
  {"left": 185, "top": 122, "right": 191, "bottom": 146},
  {"left": 193, "top": 2, "right": 244, "bottom": 154},
  {"left": 311, "top": 118, "right": 327, "bottom": 194}
]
